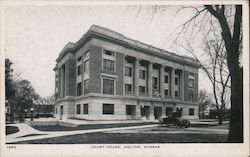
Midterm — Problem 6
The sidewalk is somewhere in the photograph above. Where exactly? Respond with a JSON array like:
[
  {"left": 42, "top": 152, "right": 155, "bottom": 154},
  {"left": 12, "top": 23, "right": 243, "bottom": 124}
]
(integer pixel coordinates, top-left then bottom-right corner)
[{"left": 6, "top": 123, "right": 157, "bottom": 143}]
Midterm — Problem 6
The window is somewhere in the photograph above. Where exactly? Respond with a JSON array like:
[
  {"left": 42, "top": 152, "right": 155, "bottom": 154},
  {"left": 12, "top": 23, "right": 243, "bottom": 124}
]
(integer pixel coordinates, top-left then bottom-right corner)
[
  {"left": 126, "top": 105, "right": 134, "bottom": 115},
  {"left": 175, "top": 77, "right": 178, "bottom": 85},
  {"left": 84, "top": 80, "right": 89, "bottom": 94},
  {"left": 76, "top": 104, "right": 81, "bottom": 114},
  {"left": 125, "top": 84, "right": 132, "bottom": 93},
  {"left": 103, "top": 104, "right": 114, "bottom": 114},
  {"left": 188, "top": 73, "right": 195, "bottom": 88},
  {"left": 103, "top": 59, "right": 114, "bottom": 72},
  {"left": 139, "top": 86, "right": 146, "bottom": 93},
  {"left": 189, "top": 108, "right": 194, "bottom": 116},
  {"left": 175, "top": 91, "right": 178, "bottom": 98},
  {"left": 103, "top": 79, "right": 114, "bottom": 95},
  {"left": 188, "top": 78, "right": 195, "bottom": 87},
  {"left": 77, "top": 65, "right": 81, "bottom": 76},
  {"left": 83, "top": 104, "right": 88, "bottom": 114},
  {"left": 152, "top": 77, "right": 158, "bottom": 89},
  {"left": 77, "top": 82, "right": 82, "bottom": 96},
  {"left": 84, "top": 50, "right": 90, "bottom": 57},
  {"left": 104, "top": 50, "right": 115, "bottom": 56},
  {"left": 84, "top": 60, "right": 89, "bottom": 73},
  {"left": 139, "top": 70, "right": 146, "bottom": 79},
  {"left": 164, "top": 75, "right": 169, "bottom": 83},
  {"left": 125, "top": 66, "right": 132, "bottom": 77},
  {"left": 189, "top": 91, "right": 195, "bottom": 102},
  {"left": 164, "top": 89, "right": 169, "bottom": 96},
  {"left": 77, "top": 56, "right": 82, "bottom": 62}
]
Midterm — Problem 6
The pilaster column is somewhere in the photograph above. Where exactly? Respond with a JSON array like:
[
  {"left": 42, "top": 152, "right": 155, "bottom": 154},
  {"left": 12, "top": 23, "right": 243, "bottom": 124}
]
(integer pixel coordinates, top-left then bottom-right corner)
[
  {"left": 135, "top": 58, "right": 140, "bottom": 96},
  {"left": 180, "top": 70, "right": 185, "bottom": 101},
  {"left": 58, "top": 68, "right": 61, "bottom": 98},
  {"left": 171, "top": 68, "right": 175, "bottom": 100},
  {"left": 60, "top": 66, "right": 64, "bottom": 98},
  {"left": 160, "top": 65, "right": 165, "bottom": 99},
  {"left": 148, "top": 62, "right": 153, "bottom": 98},
  {"left": 82, "top": 54, "right": 85, "bottom": 95}
]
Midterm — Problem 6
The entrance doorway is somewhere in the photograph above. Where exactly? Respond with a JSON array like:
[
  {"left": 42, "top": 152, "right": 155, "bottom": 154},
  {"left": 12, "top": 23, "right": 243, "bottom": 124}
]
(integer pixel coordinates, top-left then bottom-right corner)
[
  {"left": 154, "top": 107, "right": 162, "bottom": 119},
  {"left": 141, "top": 106, "right": 150, "bottom": 120},
  {"left": 176, "top": 107, "right": 183, "bottom": 117},
  {"left": 60, "top": 106, "right": 63, "bottom": 120}
]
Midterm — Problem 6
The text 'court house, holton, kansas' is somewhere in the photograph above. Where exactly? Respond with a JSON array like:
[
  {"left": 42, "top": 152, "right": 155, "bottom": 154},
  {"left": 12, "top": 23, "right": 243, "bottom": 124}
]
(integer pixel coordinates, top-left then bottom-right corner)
[{"left": 53, "top": 25, "right": 200, "bottom": 121}]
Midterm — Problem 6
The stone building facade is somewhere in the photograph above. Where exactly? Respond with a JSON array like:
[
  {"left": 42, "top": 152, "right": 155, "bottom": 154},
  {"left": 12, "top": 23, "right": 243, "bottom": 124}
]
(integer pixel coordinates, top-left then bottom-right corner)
[{"left": 54, "top": 25, "right": 200, "bottom": 120}]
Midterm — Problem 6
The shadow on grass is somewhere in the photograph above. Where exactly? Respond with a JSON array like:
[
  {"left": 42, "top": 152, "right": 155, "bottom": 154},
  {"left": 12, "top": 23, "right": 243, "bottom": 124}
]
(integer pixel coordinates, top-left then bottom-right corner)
[
  {"left": 6, "top": 126, "right": 19, "bottom": 135},
  {"left": 32, "top": 122, "right": 157, "bottom": 131},
  {"left": 17, "top": 134, "right": 47, "bottom": 138}
]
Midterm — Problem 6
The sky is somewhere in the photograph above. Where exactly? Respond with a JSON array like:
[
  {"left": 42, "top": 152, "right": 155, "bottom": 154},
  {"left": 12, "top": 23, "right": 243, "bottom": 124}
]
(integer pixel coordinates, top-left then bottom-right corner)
[{"left": 5, "top": 5, "right": 211, "bottom": 97}]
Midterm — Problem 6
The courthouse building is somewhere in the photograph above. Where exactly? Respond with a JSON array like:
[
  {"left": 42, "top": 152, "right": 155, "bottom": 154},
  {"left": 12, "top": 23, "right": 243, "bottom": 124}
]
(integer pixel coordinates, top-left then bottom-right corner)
[{"left": 54, "top": 25, "right": 200, "bottom": 120}]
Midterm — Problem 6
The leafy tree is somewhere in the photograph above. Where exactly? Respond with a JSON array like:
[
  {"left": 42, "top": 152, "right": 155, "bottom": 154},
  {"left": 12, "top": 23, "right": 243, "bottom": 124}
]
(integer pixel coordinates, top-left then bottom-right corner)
[
  {"left": 5, "top": 59, "right": 15, "bottom": 102},
  {"left": 5, "top": 58, "right": 39, "bottom": 123},
  {"left": 15, "top": 79, "right": 39, "bottom": 122}
]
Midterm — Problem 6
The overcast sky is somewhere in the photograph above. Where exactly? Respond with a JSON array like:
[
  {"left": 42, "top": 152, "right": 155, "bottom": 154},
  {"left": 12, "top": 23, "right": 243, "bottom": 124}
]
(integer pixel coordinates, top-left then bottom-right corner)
[{"left": 5, "top": 5, "right": 211, "bottom": 97}]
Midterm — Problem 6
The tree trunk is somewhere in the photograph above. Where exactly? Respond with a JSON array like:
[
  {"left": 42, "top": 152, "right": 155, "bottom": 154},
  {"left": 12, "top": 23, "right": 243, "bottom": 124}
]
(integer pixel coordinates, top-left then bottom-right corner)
[
  {"left": 228, "top": 65, "right": 243, "bottom": 142},
  {"left": 218, "top": 109, "right": 223, "bottom": 125},
  {"left": 215, "top": 5, "right": 243, "bottom": 143}
]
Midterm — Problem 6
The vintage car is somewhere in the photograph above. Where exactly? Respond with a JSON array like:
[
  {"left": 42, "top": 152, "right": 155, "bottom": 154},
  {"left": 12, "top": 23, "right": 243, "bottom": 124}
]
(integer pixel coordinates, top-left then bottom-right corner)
[{"left": 158, "top": 112, "right": 190, "bottom": 128}]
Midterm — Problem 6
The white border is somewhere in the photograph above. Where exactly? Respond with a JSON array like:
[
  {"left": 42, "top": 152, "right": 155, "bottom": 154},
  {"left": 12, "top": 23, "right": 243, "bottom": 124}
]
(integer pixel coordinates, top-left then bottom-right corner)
[{"left": 0, "top": 1, "right": 249, "bottom": 157}]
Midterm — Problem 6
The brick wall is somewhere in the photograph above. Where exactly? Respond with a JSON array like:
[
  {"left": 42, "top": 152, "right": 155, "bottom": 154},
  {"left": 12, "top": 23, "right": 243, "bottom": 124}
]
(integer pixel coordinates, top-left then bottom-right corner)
[
  {"left": 89, "top": 46, "right": 102, "bottom": 93},
  {"left": 116, "top": 52, "right": 124, "bottom": 95}
]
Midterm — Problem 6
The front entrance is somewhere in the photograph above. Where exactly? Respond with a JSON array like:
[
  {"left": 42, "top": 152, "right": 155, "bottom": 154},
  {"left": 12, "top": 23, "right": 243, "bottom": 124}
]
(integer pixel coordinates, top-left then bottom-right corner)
[
  {"left": 141, "top": 106, "right": 150, "bottom": 120},
  {"left": 176, "top": 107, "right": 183, "bottom": 117},
  {"left": 154, "top": 107, "right": 162, "bottom": 119},
  {"left": 60, "top": 106, "right": 63, "bottom": 120}
]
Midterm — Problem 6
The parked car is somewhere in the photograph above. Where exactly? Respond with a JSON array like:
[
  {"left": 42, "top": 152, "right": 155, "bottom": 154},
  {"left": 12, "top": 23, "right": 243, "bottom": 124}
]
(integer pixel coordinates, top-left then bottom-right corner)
[{"left": 158, "top": 112, "right": 190, "bottom": 128}]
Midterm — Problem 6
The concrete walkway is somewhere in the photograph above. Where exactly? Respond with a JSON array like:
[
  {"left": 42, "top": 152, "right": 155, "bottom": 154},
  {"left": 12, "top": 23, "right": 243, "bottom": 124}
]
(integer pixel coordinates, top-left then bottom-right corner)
[
  {"left": 106, "top": 126, "right": 229, "bottom": 134},
  {"left": 6, "top": 123, "right": 157, "bottom": 143}
]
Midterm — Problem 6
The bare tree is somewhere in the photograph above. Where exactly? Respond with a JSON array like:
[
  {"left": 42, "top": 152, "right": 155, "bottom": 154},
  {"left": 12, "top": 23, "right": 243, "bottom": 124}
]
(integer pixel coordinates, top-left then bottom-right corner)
[
  {"left": 132, "top": 4, "right": 243, "bottom": 142},
  {"left": 183, "top": 30, "right": 231, "bottom": 125}
]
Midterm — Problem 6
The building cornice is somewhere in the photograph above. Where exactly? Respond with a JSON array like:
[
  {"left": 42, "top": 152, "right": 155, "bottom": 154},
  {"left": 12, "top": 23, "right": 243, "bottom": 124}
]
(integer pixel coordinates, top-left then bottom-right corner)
[{"left": 56, "top": 25, "right": 200, "bottom": 68}]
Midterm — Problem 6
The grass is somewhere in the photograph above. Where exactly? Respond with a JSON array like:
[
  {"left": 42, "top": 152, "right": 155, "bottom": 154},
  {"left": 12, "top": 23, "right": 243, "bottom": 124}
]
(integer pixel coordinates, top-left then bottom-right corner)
[
  {"left": 32, "top": 122, "right": 157, "bottom": 131},
  {"left": 13, "top": 132, "right": 228, "bottom": 144},
  {"left": 6, "top": 126, "right": 19, "bottom": 135}
]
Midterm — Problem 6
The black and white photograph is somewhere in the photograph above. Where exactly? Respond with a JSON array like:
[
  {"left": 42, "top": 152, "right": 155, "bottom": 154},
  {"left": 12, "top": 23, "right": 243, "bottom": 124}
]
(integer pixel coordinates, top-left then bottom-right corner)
[{"left": 1, "top": 1, "right": 249, "bottom": 157}]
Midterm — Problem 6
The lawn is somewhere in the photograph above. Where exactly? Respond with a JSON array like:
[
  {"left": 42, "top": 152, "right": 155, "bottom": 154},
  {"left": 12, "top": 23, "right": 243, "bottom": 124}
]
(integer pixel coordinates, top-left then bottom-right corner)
[
  {"left": 32, "top": 122, "right": 157, "bottom": 131},
  {"left": 13, "top": 132, "right": 228, "bottom": 144},
  {"left": 6, "top": 126, "right": 19, "bottom": 135}
]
